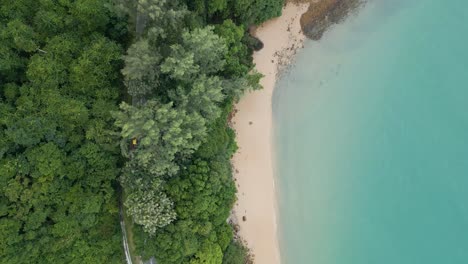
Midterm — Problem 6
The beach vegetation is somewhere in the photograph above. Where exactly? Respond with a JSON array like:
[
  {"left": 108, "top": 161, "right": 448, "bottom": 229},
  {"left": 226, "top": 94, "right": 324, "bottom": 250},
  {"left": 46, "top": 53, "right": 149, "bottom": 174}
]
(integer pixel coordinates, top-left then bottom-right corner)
[
  {"left": 222, "top": 240, "right": 251, "bottom": 264},
  {"left": 183, "top": 0, "right": 283, "bottom": 25},
  {"left": 114, "top": 0, "right": 283, "bottom": 262}
]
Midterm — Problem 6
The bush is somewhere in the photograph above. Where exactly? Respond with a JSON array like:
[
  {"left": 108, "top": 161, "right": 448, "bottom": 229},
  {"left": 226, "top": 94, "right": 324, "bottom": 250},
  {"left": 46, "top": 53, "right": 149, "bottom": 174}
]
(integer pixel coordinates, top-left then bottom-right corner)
[
  {"left": 196, "top": 101, "right": 237, "bottom": 160},
  {"left": 222, "top": 240, "right": 250, "bottom": 264}
]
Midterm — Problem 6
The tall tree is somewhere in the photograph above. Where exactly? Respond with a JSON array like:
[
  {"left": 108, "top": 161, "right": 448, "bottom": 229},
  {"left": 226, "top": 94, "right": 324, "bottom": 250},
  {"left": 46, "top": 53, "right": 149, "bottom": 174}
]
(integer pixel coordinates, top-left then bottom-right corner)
[
  {"left": 180, "top": 26, "right": 227, "bottom": 75},
  {"left": 121, "top": 169, "right": 176, "bottom": 234},
  {"left": 169, "top": 75, "right": 225, "bottom": 122},
  {"left": 122, "top": 39, "right": 161, "bottom": 97},
  {"left": 114, "top": 100, "right": 206, "bottom": 177},
  {"left": 214, "top": 19, "right": 251, "bottom": 77},
  {"left": 161, "top": 26, "right": 227, "bottom": 82}
]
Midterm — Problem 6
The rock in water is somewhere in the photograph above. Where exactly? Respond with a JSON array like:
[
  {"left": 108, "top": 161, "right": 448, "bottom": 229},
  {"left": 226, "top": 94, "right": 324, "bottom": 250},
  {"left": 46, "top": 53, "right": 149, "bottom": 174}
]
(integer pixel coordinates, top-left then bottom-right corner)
[{"left": 300, "top": 0, "right": 364, "bottom": 40}]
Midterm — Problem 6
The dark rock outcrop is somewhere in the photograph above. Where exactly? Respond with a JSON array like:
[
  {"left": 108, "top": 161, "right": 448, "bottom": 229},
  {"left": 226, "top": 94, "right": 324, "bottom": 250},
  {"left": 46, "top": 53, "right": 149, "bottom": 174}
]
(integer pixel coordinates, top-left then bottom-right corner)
[{"left": 300, "top": 0, "right": 364, "bottom": 40}]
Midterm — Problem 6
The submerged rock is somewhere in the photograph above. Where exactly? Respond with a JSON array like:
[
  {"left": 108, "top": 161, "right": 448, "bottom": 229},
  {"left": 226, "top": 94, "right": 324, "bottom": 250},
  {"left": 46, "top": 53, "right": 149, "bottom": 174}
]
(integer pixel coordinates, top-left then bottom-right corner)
[{"left": 300, "top": 0, "right": 364, "bottom": 40}]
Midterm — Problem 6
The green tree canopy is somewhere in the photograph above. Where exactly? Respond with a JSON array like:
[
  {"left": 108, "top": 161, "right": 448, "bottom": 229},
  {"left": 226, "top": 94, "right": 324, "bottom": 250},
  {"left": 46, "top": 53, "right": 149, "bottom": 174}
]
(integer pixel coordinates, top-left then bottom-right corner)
[
  {"left": 123, "top": 175, "right": 176, "bottom": 235},
  {"left": 214, "top": 19, "right": 251, "bottom": 77},
  {"left": 134, "top": 159, "right": 235, "bottom": 264},
  {"left": 114, "top": 100, "right": 206, "bottom": 177},
  {"left": 169, "top": 75, "right": 225, "bottom": 122},
  {"left": 122, "top": 39, "right": 161, "bottom": 97},
  {"left": 0, "top": 0, "right": 127, "bottom": 262}
]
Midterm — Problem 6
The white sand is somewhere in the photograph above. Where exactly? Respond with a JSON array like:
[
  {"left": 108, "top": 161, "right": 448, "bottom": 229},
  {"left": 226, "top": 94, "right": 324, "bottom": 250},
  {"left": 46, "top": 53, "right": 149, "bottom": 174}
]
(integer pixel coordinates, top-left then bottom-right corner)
[{"left": 232, "top": 3, "right": 309, "bottom": 264}]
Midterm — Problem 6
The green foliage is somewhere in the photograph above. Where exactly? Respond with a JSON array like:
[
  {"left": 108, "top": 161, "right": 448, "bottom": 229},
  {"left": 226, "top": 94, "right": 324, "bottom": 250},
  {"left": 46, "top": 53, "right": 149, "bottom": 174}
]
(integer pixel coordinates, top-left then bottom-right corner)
[
  {"left": 2, "top": 83, "right": 19, "bottom": 102},
  {"left": 113, "top": 0, "right": 282, "bottom": 263},
  {"left": 222, "top": 72, "right": 263, "bottom": 102},
  {"left": 124, "top": 177, "right": 176, "bottom": 235},
  {"left": 222, "top": 240, "right": 250, "bottom": 264},
  {"left": 0, "top": 0, "right": 281, "bottom": 262},
  {"left": 0, "top": 44, "right": 25, "bottom": 82},
  {"left": 167, "top": 160, "right": 235, "bottom": 225},
  {"left": 196, "top": 102, "right": 238, "bottom": 160},
  {"left": 114, "top": 100, "right": 206, "bottom": 176},
  {"left": 70, "top": 0, "right": 111, "bottom": 32},
  {"left": 122, "top": 39, "right": 161, "bottom": 97},
  {"left": 0, "top": 0, "right": 127, "bottom": 262},
  {"left": 169, "top": 75, "right": 225, "bottom": 122},
  {"left": 187, "top": 0, "right": 228, "bottom": 18},
  {"left": 133, "top": 159, "right": 236, "bottom": 264},
  {"left": 131, "top": 0, "right": 188, "bottom": 40},
  {"left": 69, "top": 35, "right": 122, "bottom": 98},
  {"left": 115, "top": 6, "right": 238, "bottom": 244},
  {"left": 190, "top": 242, "right": 224, "bottom": 264},
  {"left": 228, "top": 0, "right": 284, "bottom": 25},
  {"left": 5, "top": 19, "right": 38, "bottom": 52},
  {"left": 182, "top": 0, "right": 284, "bottom": 25},
  {"left": 215, "top": 20, "right": 251, "bottom": 77},
  {"left": 161, "top": 26, "right": 227, "bottom": 81},
  {"left": 114, "top": 98, "right": 213, "bottom": 236},
  {"left": 180, "top": 26, "right": 227, "bottom": 75},
  {"left": 161, "top": 44, "right": 200, "bottom": 82},
  {"left": 128, "top": 99, "right": 239, "bottom": 263}
]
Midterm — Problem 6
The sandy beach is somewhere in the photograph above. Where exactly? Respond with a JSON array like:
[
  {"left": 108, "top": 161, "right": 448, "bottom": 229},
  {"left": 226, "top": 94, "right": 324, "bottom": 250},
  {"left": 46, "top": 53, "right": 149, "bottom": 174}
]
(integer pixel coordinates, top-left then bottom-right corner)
[{"left": 231, "top": 3, "right": 309, "bottom": 264}]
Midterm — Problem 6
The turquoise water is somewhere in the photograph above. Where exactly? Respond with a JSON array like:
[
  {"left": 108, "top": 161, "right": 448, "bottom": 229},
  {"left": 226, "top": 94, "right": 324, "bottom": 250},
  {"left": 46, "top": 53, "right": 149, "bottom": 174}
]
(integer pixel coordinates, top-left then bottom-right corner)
[{"left": 273, "top": 1, "right": 468, "bottom": 263}]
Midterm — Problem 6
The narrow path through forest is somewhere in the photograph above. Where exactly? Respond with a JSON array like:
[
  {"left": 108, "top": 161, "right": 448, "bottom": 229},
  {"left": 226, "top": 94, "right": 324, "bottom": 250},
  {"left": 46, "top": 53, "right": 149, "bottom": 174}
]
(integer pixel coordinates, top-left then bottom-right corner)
[
  {"left": 120, "top": 205, "right": 133, "bottom": 264},
  {"left": 120, "top": 4, "right": 151, "bottom": 264}
]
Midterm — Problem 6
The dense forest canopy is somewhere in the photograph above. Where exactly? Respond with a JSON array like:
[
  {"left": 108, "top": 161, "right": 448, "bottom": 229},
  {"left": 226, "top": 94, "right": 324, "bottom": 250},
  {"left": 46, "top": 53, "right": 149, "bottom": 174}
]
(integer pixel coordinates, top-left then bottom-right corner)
[
  {"left": 0, "top": 0, "right": 284, "bottom": 263},
  {"left": 0, "top": 0, "right": 128, "bottom": 263}
]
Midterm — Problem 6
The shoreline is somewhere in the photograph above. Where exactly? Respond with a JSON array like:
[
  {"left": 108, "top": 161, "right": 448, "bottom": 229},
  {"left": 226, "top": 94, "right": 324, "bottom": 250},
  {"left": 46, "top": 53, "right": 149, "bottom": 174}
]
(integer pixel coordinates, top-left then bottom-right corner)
[{"left": 231, "top": 3, "right": 308, "bottom": 264}]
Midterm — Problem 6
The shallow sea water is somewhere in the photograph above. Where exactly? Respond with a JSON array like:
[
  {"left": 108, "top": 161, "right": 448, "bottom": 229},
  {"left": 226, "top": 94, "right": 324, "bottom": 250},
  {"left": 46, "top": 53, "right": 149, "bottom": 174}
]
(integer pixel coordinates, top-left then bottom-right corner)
[{"left": 274, "top": 1, "right": 468, "bottom": 263}]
